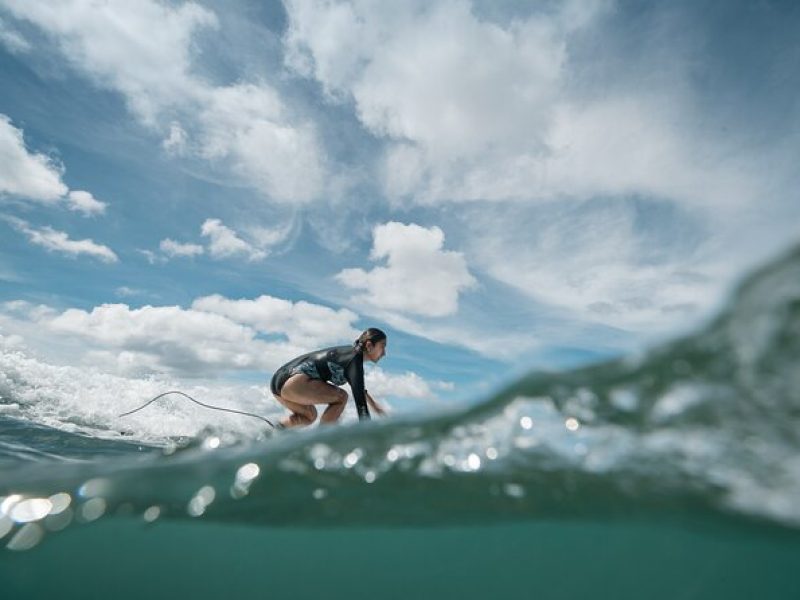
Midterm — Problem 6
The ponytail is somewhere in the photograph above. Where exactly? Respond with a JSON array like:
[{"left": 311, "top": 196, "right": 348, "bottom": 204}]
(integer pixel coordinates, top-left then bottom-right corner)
[{"left": 354, "top": 328, "right": 387, "bottom": 353}]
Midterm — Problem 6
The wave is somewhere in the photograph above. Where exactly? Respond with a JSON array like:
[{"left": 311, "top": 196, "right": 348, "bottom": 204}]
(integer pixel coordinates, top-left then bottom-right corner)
[{"left": 1, "top": 243, "right": 799, "bottom": 554}]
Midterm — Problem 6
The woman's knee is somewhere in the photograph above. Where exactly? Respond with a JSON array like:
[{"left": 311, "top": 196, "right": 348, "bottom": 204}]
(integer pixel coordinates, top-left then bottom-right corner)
[
  {"left": 335, "top": 387, "right": 348, "bottom": 404},
  {"left": 300, "top": 404, "right": 318, "bottom": 423}
]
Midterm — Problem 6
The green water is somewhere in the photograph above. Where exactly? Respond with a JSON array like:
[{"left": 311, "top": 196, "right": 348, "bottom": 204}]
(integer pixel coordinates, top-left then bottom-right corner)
[{"left": 2, "top": 517, "right": 798, "bottom": 599}]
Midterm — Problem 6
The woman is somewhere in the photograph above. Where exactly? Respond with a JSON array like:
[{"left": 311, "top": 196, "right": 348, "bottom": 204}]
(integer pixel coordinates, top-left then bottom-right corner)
[{"left": 270, "top": 328, "right": 388, "bottom": 429}]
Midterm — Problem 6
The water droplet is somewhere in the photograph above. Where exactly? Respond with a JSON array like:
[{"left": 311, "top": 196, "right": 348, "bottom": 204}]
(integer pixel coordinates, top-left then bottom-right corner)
[
  {"left": 48, "top": 493, "right": 72, "bottom": 516},
  {"left": 0, "top": 516, "right": 13, "bottom": 539},
  {"left": 0, "top": 495, "right": 22, "bottom": 517},
  {"left": 6, "top": 523, "right": 44, "bottom": 551},
  {"left": 10, "top": 498, "right": 52, "bottom": 523},
  {"left": 236, "top": 463, "right": 260, "bottom": 484},
  {"left": 467, "top": 453, "right": 481, "bottom": 471},
  {"left": 78, "top": 478, "right": 110, "bottom": 498},
  {"left": 203, "top": 436, "right": 221, "bottom": 450},
  {"left": 344, "top": 450, "right": 362, "bottom": 468},
  {"left": 80, "top": 498, "right": 107, "bottom": 522},
  {"left": 187, "top": 486, "right": 216, "bottom": 517},
  {"left": 503, "top": 483, "right": 525, "bottom": 498},
  {"left": 44, "top": 508, "right": 73, "bottom": 532}
]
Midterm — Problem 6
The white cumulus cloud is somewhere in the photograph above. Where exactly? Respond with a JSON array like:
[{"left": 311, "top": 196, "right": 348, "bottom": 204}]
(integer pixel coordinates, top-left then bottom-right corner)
[
  {"left": 0, "top": 297, "right": 421, "bottom": 394},
  {"left": 0, "top": 114, "right": 109, "bottom": 215},
  {"left": 0, "top": 114, "right": 68, "bottom": 202},
  {"left": 336, "top": 222, "right": 476, "bottom": 317},
  {"left": 191, "top": 294, "right": 360, "bottom": 348},
  {"left": 365, "top": 366, "right": 452, "bottom": 402},
  {"left": 66, "top": 190, "right": 107, "bottom": 216}
]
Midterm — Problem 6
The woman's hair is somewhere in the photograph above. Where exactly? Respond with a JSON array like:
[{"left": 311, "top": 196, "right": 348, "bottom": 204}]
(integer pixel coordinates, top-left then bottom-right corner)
[{"left": 354, "top": 328, "right": 387, "bottom": 352}]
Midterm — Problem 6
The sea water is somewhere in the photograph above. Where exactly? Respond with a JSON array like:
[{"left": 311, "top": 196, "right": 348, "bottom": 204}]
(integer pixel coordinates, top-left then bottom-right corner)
[{"left": 1, "top": 245, "right": 800, "bottom": 599}]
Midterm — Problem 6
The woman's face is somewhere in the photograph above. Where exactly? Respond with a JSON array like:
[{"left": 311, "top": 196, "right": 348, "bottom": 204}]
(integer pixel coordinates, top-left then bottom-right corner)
[{"left": 365, "top": 339, "right": 387, "bottom": 363}]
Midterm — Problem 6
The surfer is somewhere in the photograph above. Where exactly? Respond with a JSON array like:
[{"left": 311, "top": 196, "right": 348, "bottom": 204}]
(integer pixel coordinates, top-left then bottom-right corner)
[{"left": 270, "top": 328, "right": 388, "bottom": 429}]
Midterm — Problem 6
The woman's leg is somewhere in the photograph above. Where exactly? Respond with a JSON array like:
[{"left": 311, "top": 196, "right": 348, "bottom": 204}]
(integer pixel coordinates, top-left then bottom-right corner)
[{"left": 276, "top": 374, "right": 347, "bottom": 428}]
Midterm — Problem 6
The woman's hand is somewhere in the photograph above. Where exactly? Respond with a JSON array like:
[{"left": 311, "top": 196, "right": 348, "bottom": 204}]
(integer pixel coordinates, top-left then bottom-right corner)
[{"left": 366, "top": 392, "right": 387, "bottom": 417}]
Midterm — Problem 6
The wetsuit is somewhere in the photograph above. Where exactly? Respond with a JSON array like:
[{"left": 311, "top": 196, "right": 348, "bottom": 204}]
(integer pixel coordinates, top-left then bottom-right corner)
[{"left": 270, "top": 345, "right": 370, "bottom": 420}]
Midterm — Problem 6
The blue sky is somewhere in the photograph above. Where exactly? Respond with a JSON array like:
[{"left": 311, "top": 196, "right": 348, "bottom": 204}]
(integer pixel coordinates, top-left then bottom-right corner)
[{"left": 1, "top": 0, "right": 799, "bottom": 415}]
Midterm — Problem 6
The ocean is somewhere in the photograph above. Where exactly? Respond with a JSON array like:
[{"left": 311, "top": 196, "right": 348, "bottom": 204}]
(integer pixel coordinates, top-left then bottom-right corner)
[{"left": 1, "top": 244, "right": 799, "bottom": 599}]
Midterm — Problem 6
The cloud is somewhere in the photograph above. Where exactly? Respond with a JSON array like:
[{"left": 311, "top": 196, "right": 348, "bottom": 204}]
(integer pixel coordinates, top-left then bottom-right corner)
[
  {"left": 456, "top": 199, "right": 725, "bottom": 335},
  {"left": 283, "top": 0, "right": 798, "bottom": 346},
  {"left": 285, "top": 0, "right": 571, "bottom": 157},
  {"left": 0, "top": 114, "right": 68, "bottom": 201},
  {"left": 46, "top": 303, "right": 274, "bottom": 374},
  {"left": 0, "top": 114, "right": 110, "bottom": 216},
  {"left": 115, "top": 287, "right": 146, "bottom": 298},
  {"left": 0, "top": 299, "right": 290, "bottom": 377},
  {"left": 0, "top": 296, "right": 407, "bottom": 390},
  {"left": 336, "top": 222, "right": 476, "bottom": 317},
  {"left": 191, "top": 294, "right": 360, "bottom": 348},
  {"left": 138, "top": 249, "right": 158, "bottom": 265},
  {"left": 200, "top": 218, "right": 267, "bottom": 261},
  {"left": 0, "top": 15, "right": 29, "bottom": 53},
  {"left": 163, "top": 121, "right": 188, "bottom": 156},
  {"left": 5, "top": 217, "right": 118, "bottom": 263},
  {"left": 281, "top": 0, "right": 595, "bottom": 197},
  {"left": 155, "top": 218, "right": 293, "bottom": 263},
  {"left": 2, "top": 0, "right": 326, "bottom": 203},
  {"left": 159, "top": 238, "right": 204, "bottom": 259},
  {"left": 365, "top": 366, "right": 453, "bottom": 402},
  {"left": 282, "top": 0, "right": 762, "bottom": 212},
  {"left": 66, "top": 190, "right": 107, "bottom": 216}
]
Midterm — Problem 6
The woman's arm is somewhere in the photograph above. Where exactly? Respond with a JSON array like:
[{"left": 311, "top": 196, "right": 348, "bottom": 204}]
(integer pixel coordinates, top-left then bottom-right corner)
[
  {"left": 345, "top": 353, "right": 370, "bottom": 420},
  {"left": 366, "top": 391, "right": 387, "bottom": 416}
]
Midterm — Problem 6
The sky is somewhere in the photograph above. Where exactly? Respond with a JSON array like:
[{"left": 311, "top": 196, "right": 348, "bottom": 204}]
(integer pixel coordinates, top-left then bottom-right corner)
[{"left": 1, "top": 0, "right": 799, "bottom": 416}]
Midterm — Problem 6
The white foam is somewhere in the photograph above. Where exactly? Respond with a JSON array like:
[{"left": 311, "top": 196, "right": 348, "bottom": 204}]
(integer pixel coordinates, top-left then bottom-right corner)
[{"left": 0, "top": 347, "right": 282, "bottom": 446}]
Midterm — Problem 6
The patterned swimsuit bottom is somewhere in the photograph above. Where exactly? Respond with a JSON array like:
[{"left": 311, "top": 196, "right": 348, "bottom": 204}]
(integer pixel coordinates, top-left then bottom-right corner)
[{"left": 289, "top": 360, "right": 347, "bottom": 386}]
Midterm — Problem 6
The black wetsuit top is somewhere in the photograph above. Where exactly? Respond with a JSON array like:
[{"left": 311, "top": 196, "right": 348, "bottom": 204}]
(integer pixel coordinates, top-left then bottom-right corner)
[{"left": 270, "top": 345, "right": 370, "bottom": 420}]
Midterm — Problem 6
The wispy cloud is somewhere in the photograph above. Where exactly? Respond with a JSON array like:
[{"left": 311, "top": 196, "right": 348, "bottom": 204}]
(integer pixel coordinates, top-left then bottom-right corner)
[
  {"left": 200, "top": 218, "right": 266, "bottom": 261},
  {"left": 457, "top": 200, "right": 720, "bottom": 335},
  {"left": 0, "top": 15, "right": 29, "bottom": 53},
  {"left": 152, "top": 218, "right": 293, "bottom": 263},
  {"left": 115, "top": 286, "right": 147, "bottom": 298},
  {"left": 283, "top": 0, "right": 764, "bottom": 212},
  {"left": 159, "top": 238, "right": 204, "bottom": 259},
  {"left": 1, "top": 0, "right": 327, "bottom": 203},
  {"left": 5, "top": 217, "right": 118, "bottom": 263}
]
